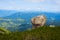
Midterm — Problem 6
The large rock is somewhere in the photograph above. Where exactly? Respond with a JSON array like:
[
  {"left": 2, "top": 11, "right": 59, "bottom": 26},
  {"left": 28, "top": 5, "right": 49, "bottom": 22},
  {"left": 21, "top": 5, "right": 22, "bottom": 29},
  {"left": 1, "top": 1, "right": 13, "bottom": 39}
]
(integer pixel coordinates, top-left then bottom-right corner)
[{"left": 31, "top": 15, "right": 46, "bottom": 29}]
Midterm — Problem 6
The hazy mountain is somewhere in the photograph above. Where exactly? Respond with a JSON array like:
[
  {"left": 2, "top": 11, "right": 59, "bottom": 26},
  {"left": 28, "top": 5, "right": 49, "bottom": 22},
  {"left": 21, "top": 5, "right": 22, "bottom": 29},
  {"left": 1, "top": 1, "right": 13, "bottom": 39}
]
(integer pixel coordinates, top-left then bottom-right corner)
[
  {"left": 0, "top": 10, "right": 18, "bottom": 17},
  {"left": 3, "top": 12, "right": 60, "bottom": 25},
  {"left": 0, "top": 10, "right": 60, "bottom": 31}
]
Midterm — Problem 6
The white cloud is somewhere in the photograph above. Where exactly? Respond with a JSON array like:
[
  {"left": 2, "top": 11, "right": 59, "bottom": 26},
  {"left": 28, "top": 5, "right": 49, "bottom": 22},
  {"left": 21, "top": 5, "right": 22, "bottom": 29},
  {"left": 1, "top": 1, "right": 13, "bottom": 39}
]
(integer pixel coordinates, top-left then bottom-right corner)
[
  {"left": 48, "top": 0, "right": 60, "bottom": 5},
  {"left": 55, "top": 0, "right": 60, "bottom": 5},
  {"left": 26, "top": 8, "right": 32, "bottom": 10},
  {"left": 0, "top": 0, "right": 60, "bottom": 12},
  {"left": 24, "top": 0, "right": 45, "bottom": 3}
]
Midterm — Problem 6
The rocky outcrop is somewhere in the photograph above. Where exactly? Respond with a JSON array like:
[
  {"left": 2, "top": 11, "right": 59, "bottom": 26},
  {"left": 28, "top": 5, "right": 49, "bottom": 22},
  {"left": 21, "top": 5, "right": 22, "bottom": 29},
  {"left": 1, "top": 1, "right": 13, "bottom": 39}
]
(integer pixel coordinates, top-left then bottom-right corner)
[{"left": 31, "top": 15, "right": 46, "bottom": 29}]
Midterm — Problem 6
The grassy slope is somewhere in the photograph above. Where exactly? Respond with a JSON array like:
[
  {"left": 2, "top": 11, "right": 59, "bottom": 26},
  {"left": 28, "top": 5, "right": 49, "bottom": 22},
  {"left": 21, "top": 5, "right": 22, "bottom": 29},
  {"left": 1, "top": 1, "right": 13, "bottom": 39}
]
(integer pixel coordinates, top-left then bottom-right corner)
[
  {"left": 0, "top": 26, "right": 60, "bottom": 40},
  {"left": 0, "top": 28, "right": 10, "bottom": 34}
]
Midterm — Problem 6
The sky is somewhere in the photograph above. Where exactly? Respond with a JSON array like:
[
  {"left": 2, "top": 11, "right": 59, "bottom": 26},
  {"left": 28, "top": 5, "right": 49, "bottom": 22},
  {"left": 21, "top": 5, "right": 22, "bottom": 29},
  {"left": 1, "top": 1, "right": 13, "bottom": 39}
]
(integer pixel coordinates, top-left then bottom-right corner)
[{"left": 0, "top": 0, "right": 60, "bottom": 12}]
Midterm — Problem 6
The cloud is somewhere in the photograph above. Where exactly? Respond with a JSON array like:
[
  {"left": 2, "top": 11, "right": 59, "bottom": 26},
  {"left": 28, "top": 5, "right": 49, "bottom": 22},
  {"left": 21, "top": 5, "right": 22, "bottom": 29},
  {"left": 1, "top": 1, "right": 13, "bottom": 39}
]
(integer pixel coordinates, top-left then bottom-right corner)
[
  {"left": 24, "top": 0, "right": 45, "bottom": 3},
  {"left": 47, "top": 0, "right": 60, "bottom": 5},
  {"left": 0, "top": 0, "right": 60, "bottom": 12},
  {"left": 26, "top": 8, "right": 31, "bottom": 10},
  {"left": 54, "top": 0, "right": 60, "bottom": 5}
]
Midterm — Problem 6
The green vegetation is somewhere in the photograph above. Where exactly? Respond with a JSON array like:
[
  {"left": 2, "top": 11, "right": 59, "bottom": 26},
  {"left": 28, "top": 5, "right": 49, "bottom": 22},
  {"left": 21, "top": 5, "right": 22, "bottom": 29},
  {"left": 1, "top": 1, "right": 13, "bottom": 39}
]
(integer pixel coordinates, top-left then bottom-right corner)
[
  {"left": 0, "top": 28, "right": 10, "bottom": 34},
  {"left": 0, "top": 26, "right": 60, "bottom": 40},
  {"left": 0, "top": 18, "right": 25, "bottom": 30}
]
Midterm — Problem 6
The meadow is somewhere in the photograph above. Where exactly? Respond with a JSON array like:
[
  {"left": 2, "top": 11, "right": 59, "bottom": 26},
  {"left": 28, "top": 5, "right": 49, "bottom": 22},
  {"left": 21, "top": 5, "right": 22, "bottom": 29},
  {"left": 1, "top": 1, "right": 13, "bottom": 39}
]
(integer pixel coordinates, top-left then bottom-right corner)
[{"left": 0, "top": 26, "right": 60, "bottom": 40}]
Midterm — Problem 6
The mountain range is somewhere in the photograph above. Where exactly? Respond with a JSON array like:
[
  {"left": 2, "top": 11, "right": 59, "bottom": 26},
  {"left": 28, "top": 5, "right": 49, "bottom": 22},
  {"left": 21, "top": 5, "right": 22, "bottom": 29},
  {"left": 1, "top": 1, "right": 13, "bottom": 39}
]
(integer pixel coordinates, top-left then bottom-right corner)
[
  {"left": 0, "top": 10, "right": 60, "bottom": 31},
  {"left": 3, "top": 11, "right": 60, "bottom": 26}
]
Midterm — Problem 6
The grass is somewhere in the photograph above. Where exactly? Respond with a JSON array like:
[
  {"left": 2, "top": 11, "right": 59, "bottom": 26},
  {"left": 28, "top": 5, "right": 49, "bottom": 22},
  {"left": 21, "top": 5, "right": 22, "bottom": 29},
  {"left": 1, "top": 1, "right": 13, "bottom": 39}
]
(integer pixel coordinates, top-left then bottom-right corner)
[
  {"left": 0, "top": 28, "right": 10, "bottom": 34},
  {"left": 0, "top": 26, "right": 60, "bottom": 40}
]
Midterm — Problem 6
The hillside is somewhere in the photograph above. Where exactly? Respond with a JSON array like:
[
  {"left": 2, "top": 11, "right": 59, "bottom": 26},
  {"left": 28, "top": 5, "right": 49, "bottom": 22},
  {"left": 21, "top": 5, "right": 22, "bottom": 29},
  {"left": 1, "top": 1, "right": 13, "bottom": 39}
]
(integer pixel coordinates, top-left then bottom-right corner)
[
  {"left": 3, "top": 12, "right": 60, "bottom": 26},
  {"left": 0, "top": 26, "right": 60, "bottom": 40},
  {"left": 0, "top": 10, "right": 17, "bottom": 17}
]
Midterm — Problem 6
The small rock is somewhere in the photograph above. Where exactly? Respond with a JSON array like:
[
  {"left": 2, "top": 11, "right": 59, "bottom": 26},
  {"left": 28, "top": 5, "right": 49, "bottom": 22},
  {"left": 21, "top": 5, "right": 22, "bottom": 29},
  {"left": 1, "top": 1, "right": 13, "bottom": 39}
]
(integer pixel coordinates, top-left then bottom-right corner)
[{"left": 49, "top": 25, "right": 55, "bottom": 27}]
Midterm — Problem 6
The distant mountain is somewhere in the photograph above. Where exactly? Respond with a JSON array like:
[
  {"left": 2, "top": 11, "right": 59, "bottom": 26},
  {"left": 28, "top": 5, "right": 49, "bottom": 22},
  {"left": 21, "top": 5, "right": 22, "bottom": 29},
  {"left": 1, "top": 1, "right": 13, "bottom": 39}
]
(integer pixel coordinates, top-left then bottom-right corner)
[
  {"left": 0, "top": 10, "right": 17, "bottom": 17},
  {"left": 0, "top": 10, "right": 60, "bottom": 31},
  {"left": 3, "top": 12, "right": 60, "bottom": 26}
]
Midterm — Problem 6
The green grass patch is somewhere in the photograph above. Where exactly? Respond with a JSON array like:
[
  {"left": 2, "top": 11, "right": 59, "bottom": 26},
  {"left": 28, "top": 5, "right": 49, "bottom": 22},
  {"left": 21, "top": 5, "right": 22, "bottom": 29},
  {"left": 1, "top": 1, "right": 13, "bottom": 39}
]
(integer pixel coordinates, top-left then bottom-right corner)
[{"left": 0, "top": 26, "right": 60, "bottom": 40}]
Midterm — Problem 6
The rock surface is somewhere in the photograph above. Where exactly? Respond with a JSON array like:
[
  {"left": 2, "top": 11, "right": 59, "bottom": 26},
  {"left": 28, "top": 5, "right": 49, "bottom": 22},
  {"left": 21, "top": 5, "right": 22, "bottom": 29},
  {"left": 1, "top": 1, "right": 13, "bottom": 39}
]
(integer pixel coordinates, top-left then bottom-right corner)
[{"left": 31, "top": 15, "right": 46, "bottom": 29}]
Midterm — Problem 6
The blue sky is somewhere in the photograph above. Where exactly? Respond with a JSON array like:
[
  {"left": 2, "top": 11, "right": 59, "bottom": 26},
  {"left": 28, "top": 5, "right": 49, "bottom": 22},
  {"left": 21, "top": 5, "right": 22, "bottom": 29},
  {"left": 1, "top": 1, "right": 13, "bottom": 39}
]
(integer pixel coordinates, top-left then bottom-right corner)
[{"left": 0, "top": 0, "right": 60, "bottom": 12}]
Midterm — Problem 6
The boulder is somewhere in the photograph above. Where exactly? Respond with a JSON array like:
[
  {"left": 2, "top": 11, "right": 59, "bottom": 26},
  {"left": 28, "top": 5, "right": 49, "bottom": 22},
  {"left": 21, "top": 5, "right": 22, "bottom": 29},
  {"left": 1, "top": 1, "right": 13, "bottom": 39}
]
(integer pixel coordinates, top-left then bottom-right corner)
[{"left": 31, "top": 15, "right": 46, "bottom": 29}]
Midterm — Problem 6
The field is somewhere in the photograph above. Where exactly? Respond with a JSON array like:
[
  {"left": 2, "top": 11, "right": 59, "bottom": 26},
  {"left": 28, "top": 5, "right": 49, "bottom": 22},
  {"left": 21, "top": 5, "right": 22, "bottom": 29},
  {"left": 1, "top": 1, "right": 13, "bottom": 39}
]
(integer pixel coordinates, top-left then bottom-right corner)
[{"left": 0, "top": 26, "right": 60, "bottom": 40}]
